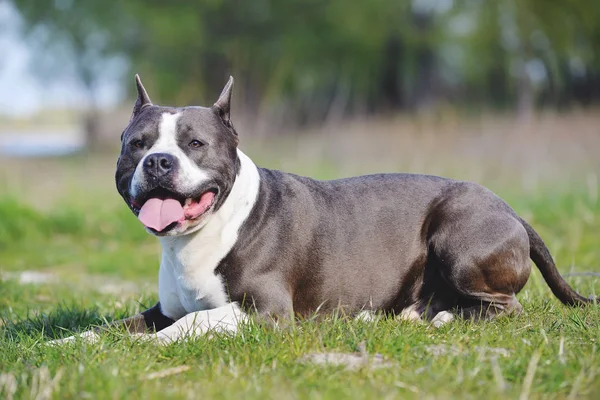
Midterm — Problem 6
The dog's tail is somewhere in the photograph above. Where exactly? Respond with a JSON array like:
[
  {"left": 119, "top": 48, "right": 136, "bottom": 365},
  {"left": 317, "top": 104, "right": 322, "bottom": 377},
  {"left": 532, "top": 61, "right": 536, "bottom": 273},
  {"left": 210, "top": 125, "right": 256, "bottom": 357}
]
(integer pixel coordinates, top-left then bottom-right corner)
[{"left": 521, "top": 218, "right": 597, "bottom": 306}]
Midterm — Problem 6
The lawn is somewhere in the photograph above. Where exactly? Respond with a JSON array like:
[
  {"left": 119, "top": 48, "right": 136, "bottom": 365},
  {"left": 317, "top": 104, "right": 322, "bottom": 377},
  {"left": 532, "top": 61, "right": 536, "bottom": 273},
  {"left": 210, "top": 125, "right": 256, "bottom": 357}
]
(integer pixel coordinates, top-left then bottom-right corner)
[{"left": 1, "top": 114, "right": 600, "bottom": 399}]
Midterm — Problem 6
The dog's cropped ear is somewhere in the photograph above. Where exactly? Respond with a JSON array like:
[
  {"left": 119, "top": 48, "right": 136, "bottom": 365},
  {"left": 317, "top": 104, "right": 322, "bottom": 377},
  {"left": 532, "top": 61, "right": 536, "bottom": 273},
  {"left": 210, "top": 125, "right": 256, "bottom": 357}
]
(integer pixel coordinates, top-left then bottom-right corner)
[
  {"left": 131, "top": 74, "right": 152, "bottom": 119},
  {"left": 212, "top": 76, "right": 235, "bottom": 132},
  {"left": 122, "top": 75, "right": 153, "bottom": 142}
]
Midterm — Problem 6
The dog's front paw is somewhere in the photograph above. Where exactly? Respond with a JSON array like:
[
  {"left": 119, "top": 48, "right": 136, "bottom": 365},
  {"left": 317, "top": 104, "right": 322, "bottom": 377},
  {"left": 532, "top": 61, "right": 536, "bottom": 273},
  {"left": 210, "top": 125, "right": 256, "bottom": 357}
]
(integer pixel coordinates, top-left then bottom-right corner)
[{"left": 47, "top": 330, "right": 100, "bottom": 346}]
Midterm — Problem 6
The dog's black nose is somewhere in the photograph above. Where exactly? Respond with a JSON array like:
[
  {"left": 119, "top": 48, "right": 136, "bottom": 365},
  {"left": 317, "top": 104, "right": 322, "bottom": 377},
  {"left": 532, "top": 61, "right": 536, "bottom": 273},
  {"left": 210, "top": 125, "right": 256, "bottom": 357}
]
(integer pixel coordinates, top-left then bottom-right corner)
[{"left": 144, "top": 153, "right": 176, "bottom": 178}]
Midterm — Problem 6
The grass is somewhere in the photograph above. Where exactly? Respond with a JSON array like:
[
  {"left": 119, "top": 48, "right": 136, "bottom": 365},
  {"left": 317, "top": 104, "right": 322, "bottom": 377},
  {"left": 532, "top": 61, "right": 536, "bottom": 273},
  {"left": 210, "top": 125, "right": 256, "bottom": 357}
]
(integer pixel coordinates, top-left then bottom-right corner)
[{"left": 1, "top": 113, "right": 600, "bottom": 399}]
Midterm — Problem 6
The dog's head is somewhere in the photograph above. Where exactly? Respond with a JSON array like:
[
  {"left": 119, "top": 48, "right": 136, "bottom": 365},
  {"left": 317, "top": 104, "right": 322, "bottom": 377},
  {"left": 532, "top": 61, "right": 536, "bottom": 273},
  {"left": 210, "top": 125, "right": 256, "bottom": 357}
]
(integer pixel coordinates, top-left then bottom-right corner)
[{"left": 115, "top": 75, "right": 240, "bottom": 236}]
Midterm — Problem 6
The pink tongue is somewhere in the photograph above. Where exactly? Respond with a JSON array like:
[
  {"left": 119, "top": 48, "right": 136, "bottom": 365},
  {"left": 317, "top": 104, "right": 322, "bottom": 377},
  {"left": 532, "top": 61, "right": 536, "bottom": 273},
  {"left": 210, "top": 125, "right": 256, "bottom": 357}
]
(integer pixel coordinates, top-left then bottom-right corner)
[
  {"left": 184, "top": 191, "right": 215, "bottom": 219},
  {"left": 138, "top": 198, "right": 184, "bottom": 231}
]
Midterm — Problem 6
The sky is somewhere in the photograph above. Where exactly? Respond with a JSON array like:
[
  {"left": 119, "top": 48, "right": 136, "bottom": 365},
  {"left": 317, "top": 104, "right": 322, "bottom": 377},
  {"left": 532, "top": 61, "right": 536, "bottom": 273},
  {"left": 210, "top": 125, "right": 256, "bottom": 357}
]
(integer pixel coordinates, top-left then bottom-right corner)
[{"left": 0, "top": 2, "right": 122, "bottom": 116}]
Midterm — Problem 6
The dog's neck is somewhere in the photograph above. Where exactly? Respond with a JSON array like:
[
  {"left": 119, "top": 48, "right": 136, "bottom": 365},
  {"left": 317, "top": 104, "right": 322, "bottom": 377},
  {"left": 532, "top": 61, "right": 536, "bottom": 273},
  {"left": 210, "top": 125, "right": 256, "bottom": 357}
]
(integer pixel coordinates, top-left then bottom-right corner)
[{"left": 158, "top": 149, "right": 261, "bottom": 261}]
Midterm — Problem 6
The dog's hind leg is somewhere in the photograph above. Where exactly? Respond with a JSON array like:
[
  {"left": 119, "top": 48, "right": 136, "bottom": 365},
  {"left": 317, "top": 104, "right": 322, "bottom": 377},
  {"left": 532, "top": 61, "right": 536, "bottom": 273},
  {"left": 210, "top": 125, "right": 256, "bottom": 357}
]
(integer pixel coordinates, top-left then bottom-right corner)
[
  {"left": 426, "top": 188, "right": 532, "bottom": 322},
  {"left": 429, "top": 295, "right": 523, "bottom": 327},
  {"left": 438, "top": 227, "right": 529, "bottom": 322},
  {"left": 457, "top": 296, "right": 523, "bottom": 321},
  {"left": 432, "top": 227, "right": 530, "bottom": 322}
]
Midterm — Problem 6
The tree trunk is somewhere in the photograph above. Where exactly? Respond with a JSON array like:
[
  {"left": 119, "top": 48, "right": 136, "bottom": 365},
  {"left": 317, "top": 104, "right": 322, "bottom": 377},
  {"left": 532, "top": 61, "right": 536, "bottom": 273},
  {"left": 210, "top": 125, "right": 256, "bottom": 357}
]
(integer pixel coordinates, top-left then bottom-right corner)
[
  {"left": 84, "top": 108, "right": 101, "bottom": 151},
  {"left": 412, "top": 10, "right": 436, "bottom": 112},
  {"left": 515, "top": 59, "right": 534, "bottom": 122}
]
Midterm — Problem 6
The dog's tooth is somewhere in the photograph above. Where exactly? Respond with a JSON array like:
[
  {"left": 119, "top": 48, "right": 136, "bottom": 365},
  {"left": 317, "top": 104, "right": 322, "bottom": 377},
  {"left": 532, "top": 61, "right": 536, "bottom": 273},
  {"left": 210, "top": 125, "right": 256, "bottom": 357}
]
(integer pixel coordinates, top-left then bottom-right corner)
[{"left": 185, "top": 198, "right": 192, "bottom": 206}]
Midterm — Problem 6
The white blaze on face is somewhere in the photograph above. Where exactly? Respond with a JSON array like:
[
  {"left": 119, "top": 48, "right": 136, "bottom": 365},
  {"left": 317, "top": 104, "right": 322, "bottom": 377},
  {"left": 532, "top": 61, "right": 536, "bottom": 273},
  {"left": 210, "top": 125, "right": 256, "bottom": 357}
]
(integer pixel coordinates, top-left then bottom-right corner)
[{"left": 130, "top": 112, "right": 210, "bottom": 198}]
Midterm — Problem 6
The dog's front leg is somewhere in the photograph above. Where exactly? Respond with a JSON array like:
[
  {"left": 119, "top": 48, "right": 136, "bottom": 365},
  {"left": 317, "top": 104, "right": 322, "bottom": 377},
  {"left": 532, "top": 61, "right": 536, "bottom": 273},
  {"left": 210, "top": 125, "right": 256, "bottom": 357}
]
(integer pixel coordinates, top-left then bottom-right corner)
[
  {"left": 144, "top": 303, "right": 246, "bottom": 344},
  {"left": 48, "top": 302, "right": 175, "bottom": 345}
]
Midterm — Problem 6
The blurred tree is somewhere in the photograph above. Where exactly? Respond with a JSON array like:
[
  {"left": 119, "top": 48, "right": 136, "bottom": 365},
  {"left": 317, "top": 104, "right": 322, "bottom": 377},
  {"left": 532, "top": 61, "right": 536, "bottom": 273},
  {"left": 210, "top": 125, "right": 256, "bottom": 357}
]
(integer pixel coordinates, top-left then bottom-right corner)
[
  {"left": 9, "top": 0, "right": 600, "bottom": 136},
  {"left": 12, "top": 0, "right": 131, "bottom": 148}
]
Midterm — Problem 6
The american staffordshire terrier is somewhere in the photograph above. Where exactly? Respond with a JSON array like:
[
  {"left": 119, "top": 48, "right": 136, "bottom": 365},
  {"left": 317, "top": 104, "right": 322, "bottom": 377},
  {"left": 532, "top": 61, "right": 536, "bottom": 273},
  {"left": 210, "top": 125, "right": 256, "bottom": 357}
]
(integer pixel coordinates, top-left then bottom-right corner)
[{"left": 53, "top": 75, "right": 597, "bottom": 344}]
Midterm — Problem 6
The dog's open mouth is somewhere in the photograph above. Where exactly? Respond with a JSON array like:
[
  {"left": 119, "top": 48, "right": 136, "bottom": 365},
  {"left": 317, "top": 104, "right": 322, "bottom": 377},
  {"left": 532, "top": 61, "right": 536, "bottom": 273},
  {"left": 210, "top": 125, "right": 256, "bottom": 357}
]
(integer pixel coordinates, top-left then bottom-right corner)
[{"left": 131, "top": 187, "right": 217, "bottom": 233}]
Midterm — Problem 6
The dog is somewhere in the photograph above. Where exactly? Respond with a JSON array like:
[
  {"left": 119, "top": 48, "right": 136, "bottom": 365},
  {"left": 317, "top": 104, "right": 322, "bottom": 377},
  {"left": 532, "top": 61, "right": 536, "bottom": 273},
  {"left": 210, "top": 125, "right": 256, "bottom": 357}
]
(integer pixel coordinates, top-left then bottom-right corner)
[{"left": 52, "top": 75, "right": 597, "bottom": 344}]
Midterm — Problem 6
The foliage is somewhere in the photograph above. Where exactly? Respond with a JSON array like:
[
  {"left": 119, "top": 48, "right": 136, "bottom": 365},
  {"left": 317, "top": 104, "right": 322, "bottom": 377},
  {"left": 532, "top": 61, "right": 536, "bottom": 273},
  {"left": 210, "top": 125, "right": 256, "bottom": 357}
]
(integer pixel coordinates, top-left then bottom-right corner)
[{"left": 9, "top": 0, "right": 600, "bottom": 122}]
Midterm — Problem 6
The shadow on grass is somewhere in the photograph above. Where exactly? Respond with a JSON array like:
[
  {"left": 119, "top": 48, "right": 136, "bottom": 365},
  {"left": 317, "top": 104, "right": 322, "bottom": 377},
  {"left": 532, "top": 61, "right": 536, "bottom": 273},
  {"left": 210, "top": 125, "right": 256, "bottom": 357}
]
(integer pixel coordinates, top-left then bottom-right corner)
[{"left": 0, "top": 304, "right": 118, "bottom": 341}]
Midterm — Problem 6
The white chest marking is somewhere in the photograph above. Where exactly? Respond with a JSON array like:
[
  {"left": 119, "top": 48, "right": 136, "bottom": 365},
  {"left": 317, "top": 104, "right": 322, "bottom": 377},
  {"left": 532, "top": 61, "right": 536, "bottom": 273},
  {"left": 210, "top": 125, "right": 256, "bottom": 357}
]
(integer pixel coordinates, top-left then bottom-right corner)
[
  {"left": 157, "top": 149, "right": 260, "bottom": 319},
  {"left": 130, "top": 112, "right": 210, "bottom": 198}
]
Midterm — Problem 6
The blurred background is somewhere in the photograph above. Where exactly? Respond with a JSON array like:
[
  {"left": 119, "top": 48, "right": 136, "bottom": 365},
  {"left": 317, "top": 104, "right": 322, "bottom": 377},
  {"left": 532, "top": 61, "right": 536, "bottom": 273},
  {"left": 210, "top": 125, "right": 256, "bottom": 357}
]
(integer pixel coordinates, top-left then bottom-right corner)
[
  {"left": 2, "top": 0, "right": 600, "bottom": 146},
  {"left": 0, "top": 1, "right": 599, "bottom": 305}
]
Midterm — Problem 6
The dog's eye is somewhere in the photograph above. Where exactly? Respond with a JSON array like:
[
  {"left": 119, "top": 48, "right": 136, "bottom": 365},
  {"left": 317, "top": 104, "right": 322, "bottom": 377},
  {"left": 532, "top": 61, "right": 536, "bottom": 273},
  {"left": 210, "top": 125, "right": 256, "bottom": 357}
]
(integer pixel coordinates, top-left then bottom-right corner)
[
  {"left": 188, "top": 140, "right": 204, "bottom": 149},
  {"left": 130, "top": 139, "right": 144, "bottom": 149}
]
